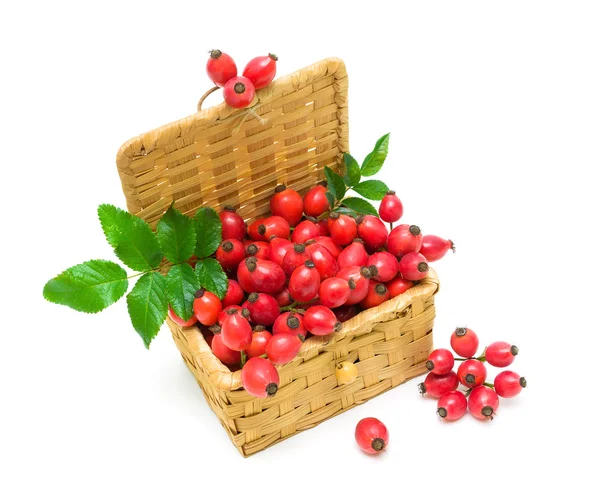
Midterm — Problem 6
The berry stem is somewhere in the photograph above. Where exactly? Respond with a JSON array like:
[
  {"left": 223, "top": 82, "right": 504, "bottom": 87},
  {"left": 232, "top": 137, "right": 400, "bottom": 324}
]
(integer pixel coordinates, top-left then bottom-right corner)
[
  {"left": 279, "top": 301, "right": 300, "bottom": 312},
  {"left": 464, "top": 388, "right": 473, "bottom": 397},
  {"left": 240, "top": 350, "right": 247, "bottom": 367},
  {"left": 484, "top": 382, "right": 495, "bottom": 389},
  {"left": 389, "top": 222, "right": 393, "bottom": 231},
  {"left": 454, "top": 357, "right": 470, "bottom": 361}
]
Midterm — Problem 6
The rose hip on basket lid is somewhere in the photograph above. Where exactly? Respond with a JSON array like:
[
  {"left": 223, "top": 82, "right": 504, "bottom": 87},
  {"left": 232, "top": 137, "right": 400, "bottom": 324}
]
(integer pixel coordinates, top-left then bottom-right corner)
[
  {"left": 206, "top": 49, "right": 237, "bottom": 87},
  {"left": 242, "top": 53, "right": 278, "bottom": 89}
]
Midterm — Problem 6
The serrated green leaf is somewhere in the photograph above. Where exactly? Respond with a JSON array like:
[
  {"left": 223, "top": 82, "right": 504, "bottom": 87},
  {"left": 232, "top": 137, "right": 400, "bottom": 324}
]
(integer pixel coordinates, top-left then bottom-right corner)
[
  {"left": 98, "top": 204, "right": 163, "bottom": 271},
  {"left": 195, "top": 258, "right": 228, "bottom": 299},
  {"left": 352, "top": 180, "right": 389, "bottom": 200},
  {"left": 334, "top": 206, "right": 358, "bottom": 217},
  {"left": 342, "top": 197, "right": 379, "bottom": 216},
  {"left": 156, "top": 205, "right": 196, "bottom": 263},
  {"left": 166, "top": 263, "right": 199, "bottom": 321},
  {"left": 325, "top": 191, "right": 335, "bottom": 209},
  {"left": 43, "top": 260, "right": 128, "bottom": 313},
  {"left": 343, "top": 153, "right": 361, "bottom": 186},
  {"left": 194, "top": 207, "right": 222, "bottom": 258},
  {"left": 324, "top": 166, "right": 346, "bottom": 201},
  {"left": 361, "top": 133, "right": 390, "bottom": 177},
  {"left": 126, "top": 272, "right": 167, "bottom": 349}
]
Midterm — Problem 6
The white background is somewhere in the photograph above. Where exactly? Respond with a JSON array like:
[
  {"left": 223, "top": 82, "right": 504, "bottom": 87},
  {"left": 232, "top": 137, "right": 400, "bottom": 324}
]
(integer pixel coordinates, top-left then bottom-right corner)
[{"left": 1, "top": 1, "right": 599, "bottom": 497}]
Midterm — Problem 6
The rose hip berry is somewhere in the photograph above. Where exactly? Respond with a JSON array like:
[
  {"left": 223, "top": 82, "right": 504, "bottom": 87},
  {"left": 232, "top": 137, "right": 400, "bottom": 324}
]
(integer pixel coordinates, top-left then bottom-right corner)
[
  {"left": 328, "top": 212, "right": 357, "bottom": 246},
  {"left": 312, "top": 236, "right": 342, "bottom": 259},
  {"left": 319, "top": 277, "right": 351, "bottom": 308},
  {"left": 216, "top": 239, "right": 246, "bottom": 270},
  {"left": 306, "top": 242, "right": 339, "bottom": 280},
  {"left": 387, "top": 276, "right": 414, "bottom": 298},
  {"left": 337, "top": 265, "right": 372, "bottom": 305},
  {"left": 259, "top": 216, "right": 291, "bottom": 241},
  {"left": 217, "top": 305, "right": 244, "bottom": 326},
  {"left": 292, "top": 218, "right": 321, "bottom": 244},
  {"left": 451, "top": 327, "right": 479, "bottom": 358},
  {"left": 360, "top": 281, "right": 390, "bottom": 309},
  {"left": 355, "top": 417, "right": 389, "bottom": 454},
  {"left": 274, "top": 287, "right": 292, "bottom": 307},
  {"left": 243, "top": 327, "right": 271, "bottom": 359},
  {"left": 193, "top": 289, "right": 222, "bottom": 326},
  {"left": 303, "top": 183, "right": 330, "bottom": 218},
  {"left": 316, "top": 219, "right": 329, "bottom": 236},
  {"left": 243, "top": 292, "right": 279, "bottom": 326},
  {"left": 266, "top": 334, "right": 303, "bottom": 364},
  {"left": 206, "top": 49, "right": 237, "bottom": 87},
  {"left": 303, "top": 305, "right": 342, "bottom": 336},
  {"left": 223, "top": 76, "right": 255, "bottom": 108},
  {"left": 219, "top": 206, "right": 246, "bottom": 241},
  {"left": 289, "top": 260, "right": 320, "bottom": 302},
  {"left": 168, "top": 307, "right": 198, "bottom": 327},
  {"left": 245, "top": 241, "right": 270, "bottom": 260},
  {"left": 378, "top": 190, "right": 403, "bottom": 223},
  {"left": 335, "top": 361, "right": 358, "bottom": 385},
  {"left": 337, "top": 239, "right": 368, "bottom": 268},
  {"left": 211, "top": 332, "right": 241, "bottom": 366},
  {"left": 270, "top": 185, "right": 303, "bottom": 227},
  {"left": 437, "top": 391, "right": 468, "bottom": 421},
  {"left": 242, "top": 53, "right": 278, "bottom": 90},
  {"left": 221, "top": 311, "right": 252, "bottom": 351},
  {"left": 420, "top": 235, "right": 455, "bottom": 262},
  {"left": 222, "top": 279, "right": 244, "bottom": 307},
  {"left": 268, "top": 237, "right": 294, "bottom": 267},
  {"left": 457, "top": 359, "right": 487, "bottom": 388},
  {"left": 485, "top": 341, "right": 519, "bottom": 367},
  {"left": 356, "top": 215, "right": 388, "bottom": 252},
  {"left": 468, "top": 385, "right": 499, "bottom": 420},
  {"left": 282, "top": 243, "right": 310, "bottom": 275},
  {"left": 387, "top": 224, "right": 423, "bottom": 258},
  {"left": 494, "top": 371, "right": 527, "bottom": 398},
  {"left": 237, "top": 258, "right": 257, "bottom": 293},
  {"left": 367, "top": 251, "right": 398, "bottom": 282},
  {"left": 398, "top": 252, "right": 429, "bottom": 281},
  {"left": 418, "top": 371, "right": 460, "bottom": 398},
  {"left": 333, "top": 304, "right": 359, "bottom": 323},
  {"left": 245, "top": 257, "right": 286, "bottom": 294},
  {"left": 426, "top": 349, "right": 455, "bottom": 375},
  {"left": 241, "top": 357, "right": 280, "bottom": 398},
  {"left": 273, "top": 312, "right": 307, "bottom": 341}
]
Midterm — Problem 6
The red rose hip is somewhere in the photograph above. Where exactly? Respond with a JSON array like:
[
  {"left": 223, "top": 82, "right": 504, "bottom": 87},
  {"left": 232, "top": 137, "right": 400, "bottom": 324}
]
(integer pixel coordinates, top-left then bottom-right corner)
[
  {"left": 270, "top": 185, "right": 303, "bottom": 227},
  {"left": 246, "top": 257, "right": 286, "bottom": 294},
  {"left": 420, "top": 235, "right": 455, "bottom": 262},
  {"left": 306, "top": 242, "right": 338, "bottom": 280},
  {"left": 292, "top": 218, "right": 321, "bottom": 244},
  {"left": 221, "top": 312, "right": 252, "bottom": 351},
  {"left": 223, "top": 76, "right": 255, "bottom": 109},
  {"left": 426, "top": 348, "right": 455, "bottom": 375},
  {"left": 273, "top": 312, "right": 307, "bottom": 341},
  {"left": 242, "top": 53, "right": 278, "bottom": 89},
  {"left": 468, "top": 385, "right": 499, "bottom": 420},
  {"left": 241, "top": 357, "right": 280, "bottom": 398},
  {"left": 337, "top": 265, "right": 372, "bottom": 305},
  {"left": 359, "top": 281, "right": 390, "bottom": 309},
  {"left": 193, "top": 289, "right": 222, "bottom": 326},
  {"left": 367, "top": 251, "right": 398, "bottom": 282},
  {"left": 168, "top": 306, "right": 198, "bottom": 327},
  {"left": 485, "top": 341, "right": 519, "bottom": 367},
  {"left": 319, "top": 277, "right": 351, "bottom": 308},
  {"left": 219, "top": 206, "right": 246, "bottom": 241},
  {"left": 303, "top": 305, "right": 342, "bottom": 336},
  {"left": 378, "top": 190, "right": 403, "bottom": 223},
  {"left": 206, "top": 49, "right": 237, "bottom": 87},
  {"left": 356, "top": 215, "right": 388, "bottom": 252},
  {"left": 437, "top": 391, "right": 467, "bottom": 421},
  {"left": 243, "top": 292, "right": 279, "bottom": 326},
  {"left": 303, "top": 184, "right": 330, "bottom": 218},
  {"left": 494, "top": 371, "right": 527, "bottom": 398},
  {"left": 387, "top": 276, "right": 414, "bottom": 298},
  {"left": 222, "top": 279, "right": 244, "bottom": 307},
  {"left": 328, "top": 212, "right": 357, "bottom": 246},
  {"left": 211, "top": 332, "right": 241, "bottom": 366},
  {"left": 246, "top": 327, "right": 273, "bottom": 358},
  {"left": 337, "top": 239, "right": 368, "bottom": 268},
  {"left": 216, "top": 239, "right": 246, "bottom": 270},
  {"left": 450, "top": 327, "right": 479, "bottom": 358},
  {"left": 398, "top": 252, "right": 429, "bottom": 281},
  {"left": 355, "top": 417, "right": 389, "bottom": 454},
  {"left": 387, "top": 224, "right": 423, "bottom": 258},
  {"left": 418, "top": 371, "right": 460, "bottom": 398},
  {"left": 457, "top": 359, "right": 487, "bottom": 388},
  {"left": 289, "top": 260, "right": 320, "bottom": 302},
  {"left": 266, "top": 334, "right": 302, "bottom": 364}
]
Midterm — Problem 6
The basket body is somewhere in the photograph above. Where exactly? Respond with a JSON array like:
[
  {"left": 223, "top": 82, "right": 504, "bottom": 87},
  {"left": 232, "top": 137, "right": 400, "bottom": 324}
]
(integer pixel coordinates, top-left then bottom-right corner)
[{"left": 116, "top": 58, "right": 438, "bottom": 456}]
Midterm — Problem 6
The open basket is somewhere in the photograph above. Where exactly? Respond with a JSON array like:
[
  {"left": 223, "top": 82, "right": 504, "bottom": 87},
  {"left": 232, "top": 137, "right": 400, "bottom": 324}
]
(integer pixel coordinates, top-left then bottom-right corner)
[{"left": 116, "top": 58, "right": 439, "bottom": 456}]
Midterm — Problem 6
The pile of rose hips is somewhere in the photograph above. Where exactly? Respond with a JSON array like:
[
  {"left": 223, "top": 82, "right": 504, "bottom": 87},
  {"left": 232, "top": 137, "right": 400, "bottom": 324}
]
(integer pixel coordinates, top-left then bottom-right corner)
[
  {"left": 206, "top": 49, "right": 277, "bottom": 109},
  {"left": 168, "top": 182, "right": 455, "bottom": 399},
  {"left": 419, "top": 327, "right": 527, "bottom": 421}
]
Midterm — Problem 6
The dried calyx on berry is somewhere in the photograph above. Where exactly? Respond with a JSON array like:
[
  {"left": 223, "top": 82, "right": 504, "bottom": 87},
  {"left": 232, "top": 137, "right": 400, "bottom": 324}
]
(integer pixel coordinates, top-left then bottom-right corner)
[{"left": 221, "top": 241, "right": 234, "bottom": 252}]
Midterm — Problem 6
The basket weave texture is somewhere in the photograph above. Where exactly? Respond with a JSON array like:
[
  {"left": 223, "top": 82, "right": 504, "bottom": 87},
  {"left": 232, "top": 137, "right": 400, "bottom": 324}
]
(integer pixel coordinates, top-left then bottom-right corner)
[{"left": 116, "top": 58, "right": 438, "bottom": 456}]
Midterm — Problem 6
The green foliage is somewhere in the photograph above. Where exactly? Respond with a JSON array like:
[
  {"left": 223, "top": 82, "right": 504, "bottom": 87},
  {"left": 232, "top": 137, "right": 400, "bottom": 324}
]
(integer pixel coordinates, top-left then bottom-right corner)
[
  {"left": 156, "top": 205, "right": 196, "bottom": 263},
  {"left": 165, "top": 263, "right": 199, "bottom": 321},
  {"left": 342, "top": 153, "right": 361, "bottom": 187},
  {"left": 324, "top": 166, "right": 346, "bottom": 202},
  {"left": 195, "top": 258, "right": 228, "bottom": 299},
  {"left": 352, "top": 180, "right": 389, "bottom": 200},
  {"left": 127, "top": 272, "right": 167, "bottom": 349},
  {"left": 361, "top": 133, "right": 390, "bottom": 177},
  {"left": 341, "top": 197, "right": 379, "bottom": 216},
  {"left": 194, "top": 207, "right": 222, "bottom": 258}
]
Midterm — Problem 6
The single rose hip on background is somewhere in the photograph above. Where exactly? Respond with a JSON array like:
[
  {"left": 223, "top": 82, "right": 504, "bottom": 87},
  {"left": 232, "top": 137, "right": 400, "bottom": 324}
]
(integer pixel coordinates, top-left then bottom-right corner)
[
  {"left": 420, "top": 235, "right": 455, "bottom": 262},
  {"left": 355, "top": 417, "right": 389, "bottom": 454}
]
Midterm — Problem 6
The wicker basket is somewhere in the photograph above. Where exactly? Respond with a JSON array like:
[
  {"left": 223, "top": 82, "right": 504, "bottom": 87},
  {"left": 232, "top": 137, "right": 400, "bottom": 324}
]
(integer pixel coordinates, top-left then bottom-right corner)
[{"left": 116, "top": 58, "right": 439, "bottom": 456}]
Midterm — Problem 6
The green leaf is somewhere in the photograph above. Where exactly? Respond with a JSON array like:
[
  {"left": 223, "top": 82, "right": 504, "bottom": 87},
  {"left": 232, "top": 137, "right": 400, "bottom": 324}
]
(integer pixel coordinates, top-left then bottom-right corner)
[
  {"left": 98, "top": 204, "right": 163, "bottom": 271},
  {"left": 343, "top": 153, "right": 361, "bottom": 186},
  {"left": 324, "top": 166, "right": 346, "bottom": 201},
  {"left": 43, "top": 260, "right": 128, "bottom": 313},
  {"left": 156, "top": 205, "right": 196, "bottom": 263},
  {"left": 195, "top": 258, "right": 228, "bottom": 299},
  {"left": 126, "top": 272, "right": 167, "bottom": 348},
  {"left": 352, "top": 180, "right": 389, "bottom": 200},
  {"left": 342, "top": 197, "right": 379, "bottom": 216},
  {"left": 361, "top": 133, "right": 390, "bottom": 177},
  {"left": 166, "top": 263, "right": 199, "bottom": 321},
  {"left": 334, "top": 206, "right": 358, "bottom": 217},
  {"left": 194, "top": 207, "right": 222, "bottom": 258},
  {"left": 325, "top": 191, "right": 335, "bottom": 209}
]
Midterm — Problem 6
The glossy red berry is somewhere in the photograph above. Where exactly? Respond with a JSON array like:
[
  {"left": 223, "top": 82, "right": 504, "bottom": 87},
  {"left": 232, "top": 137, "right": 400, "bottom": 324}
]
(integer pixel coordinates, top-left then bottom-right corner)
[
  {"left": 316, "top": 219, "right": 329, "bottom": 236},
  {"left": 328, "top": 212, "right": 357, "bottom": 246},
  {"left": 360, "top": 281, "right": 390, "bottom": 309},
  {"left": 241, "top": 357, "right": 280, "bottom": 398},
  {"left": 398, "top": 252, "right": 429, "bottom": 280},
  {"left": 319, "top": 277, "right": 351, "bottom": 308},
  {"left": 333, "top": 304, "right": 359, "bottom": 323},
  {"left": 245, "top": 257, "right": 286, "bottom": 294},
  {"left": 355, "top": 417, "right": 389, "bottom": 454},
  {"left": 282, "top": 243, "right": 310, "bottom": 275},
  {"left": 356, "top": 215, "right": 388, "bottom": 252},
  {"left": 367, "top": 251, "right": 398, "bottom": 282},
  {"left": 303, "top": 184, "right": 330, "bottom": 218},
  {"left": 193, "top": 289, "right": 222, "bottom": 326},
  {"left": 274, "top": 287, "right": 292, "bottom": 307},
  {"left": 245, "top": 240, "right": 270, "bottom": 260},
  {"left": 437, "top": 391, "right": 467, "bottom": 421},
  {"left": 268, "top": 237, "right": 294, "bottom": 267},
  {"left": 494, "top": 371, "right": 527, "bottom": 398},
  {"left": 247, "top": 218, "right": 266, "bottom": 241},
  {"left": 303, "top": 305, "right": 342, "bottom": 336},
  {"left": 246, "top": 326, "right": 272, "bottom": 358},
  {"left": 457, "top": 359, "right": 487, "bottom": 388},
  {"left": 387, "top": 276, "right": 414, "bottom": 298},
  {"left": 222, "top": 279, "right": 244, "bottom": 307},
  {"left": 418, "top": 371, "right": 460, "bottom": 398},
  {"left": 289, "top": 261, "right": 320, "bottom": 302},
  {"left": 312, "top": 236, "right": 342, "bottom": 259},
  {"left": 223, "top": 76, "right": 255, "bottom": 108},
  {"left": 485, "top": 341, "right": 519, "bottom": 367},
  {"left": 270, "top": 185, "right": 303, "bottom": 227},
  {"left": 450, "top": 327, "right": 479, "bottom": 358},
  {"left": 260, "top": 216, "right": 291, "bottom": 241},
  {"left": 219, "top": 206, "right": 246, "bottom": 241},
  {"left": 242, "top": 53, "right": 277, "bottom": 90},
  {"left": 378, "top": 191, "right": 403, "bottom": 223},
  {"left": 236, "top": 258, "right": 257, "bottom": 293},
  {"left": 221, "top": 312, "right": 252, "bottom": 351},
  {"left": 273, "top": 312, "right": 307, "bottom": 340},
  {"left": 211, "top": 332, "right": 242, "bottom": 366},
  {"left": 168, "top": 306, "right": 198, "bottom": 327},
  {"left": 426, "top": 348, "right": 455, "bottom": 375},
  {"left": 306, "top": 242, "right": 339, "bottom": 280},
  {"left": 266, "top": 334, "right": 302, "bottom": 364},
  {"left": 206, "top": 49, "right": 237, "bottom": 87},
  {"left": 218, "top": 305, "right": 244, "bottom": 326},
  {"left": 387, "top": 224, "right": 423, "bottom": 258},
  {"left": 243, "top": 292, "right": 279, "bottom": 326},
  {"left": 292, "top": 218, "right": 321, "bottom": 243},
  {"left": 420, "top": 235, "right": 455, "bottom": 262},
  {"left": 468, "top": 385, "right": 499, "bottom": 420},
  {"left": 216, "top": 239, "right": 246, "bottom": 270},
  {"left": 337, "top": 239, "right": 368, "bottom": 268},
  {"left": 337, "top": 265, "right": 372, "bottom": 305}
]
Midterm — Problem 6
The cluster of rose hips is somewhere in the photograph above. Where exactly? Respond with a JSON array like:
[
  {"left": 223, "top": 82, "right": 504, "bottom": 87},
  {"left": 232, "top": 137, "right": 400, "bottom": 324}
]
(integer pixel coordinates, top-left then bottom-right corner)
[
  {"left": 168, "top": 182, "right": 455, "bottom": 399},
  {"left": 419, "top": 327, "right": 527, "bottom": 421},
  {"left": 206, "top": 49, "right": 277, "bottom": 109}
]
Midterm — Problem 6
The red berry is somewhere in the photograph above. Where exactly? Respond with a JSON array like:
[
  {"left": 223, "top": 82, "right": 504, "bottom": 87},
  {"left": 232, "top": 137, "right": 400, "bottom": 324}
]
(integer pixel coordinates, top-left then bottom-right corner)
[
  {"left": 494, "top": 371, "right": 527, "bottom": 398},
  {"left": 221, "top": 312, "right": 252, "bottom": 351},
  {"left": 337, "top": 239, "right": 368, "bottom": 268},
  {"left": 270, "top": 185, "right": 303, "bottom": 227},
  {"left": 219, "top": 206, "right": 246, "bottom": 241},
  {"left": 378, "top": 191, "right": 403, "bottom": 223},
  {"left": 360, "top": 281, "right": 390, "bottom": 309},
  {"left": 243, "top": 292, "right": 279, "bottom": 326},
  {"left": 237, "top": 258, "right": 257, "bottom": 293},
  {"left": 319, "top": 277, "right": 351, "bottom": 308},
  {"left": 216, "top": 239, "right": 246, "bottom": 270},
  {"left": 355, "top": 417, "right": 389, "bottom": 454},
  {"left": 457, "top": 359, "right": 487, "bottom": 388},
  {"left": 387, "top": 276, "right": 414, "bottom": 298},
  {"left": 450, "top": 327, "right": 479, "bottom": 358},
  {"left": 303, "top": 184, "right": 330, "bottom": 218},
  {"left": 273, "top": 312, "right": 307, "bottom": 340},
  {"left": 367, "top": 251, "right": 398, "bottom": 282},
  {"left": 418, "top": 371, "right": 460, "bottom": 398},
  {"left": 246, "top": 326, "right": 272, "bottom": 358},
  {"left": 306, "top": 242, "right": 339, "bottom": 280},
  {"left": 281, "top": 243, "right": 310, "bottom": 276},
  {"left": 193, "top": 289, "right": 222, "bottom": 326},
  {"left": 268, "top": 237, "right": 294, "bottom": 267},
  {"left": 242, "top": 53, "right": 277, "bottom": 90},
  {"left": 426, "top": 348, "right": 455, "bottom": 375},
  {"left": 398, "top": 252, "right": 429, "bottom": 281},
  {"left": 485, "top": 341, "right": 519, "bottom": 367},
  {"left": 245, "top": 257, "right": 286, "bottom": 294},
  {"left": 274, "top": 287, "right": 292, "bottom": 307},
  {"left": 316, "top": 219, "right": 329, "bottom": 236},
  {"left": 259, "top": 216, "right": 291, "bottom": 241},
  {"left": 468, "top": 386, "right": 499, "bottom": 420},
  {"left": 245, "top": 240, "right": 270, "bottom": 260},
  {"left": 168, "top": 306, "right": 198, "bottom": 327},
  {"left": 312, "top": 236, "right": 342, "bottom": 259},
  {"left": 222, "top": 279, "right": 244, "bottom": 307},
  {"left": 337, "top": 265, "right": 372, "bottom": 305},
  {"left": 420, "top": 235, "right": 455, "bottom": 262},
  {"left": 289, "top": 261, "right": 320, "bottom": 302},
  {"left": 356, "top": 215, "right": 388, "bottom": 252},
  {"left": 241, "top": 357, "right": 279, "bottom": 398},
  {"left": 387, "top": 224, "right": 423, "bottom": 258},
  {"left": 266, "top": 334, "right": 302, "bottom": 364},
  {"left": 292, "top": 218, "right": 321, "bottom": 243},
  {"left": 328, "top": 212, "right": 357, "bottom": 246},
  {"left": 223, "top": 76, "right": 255, "bottom": 108},
  {"left": 333, "top": 304, "right": 359, "bottom": 323},
  {"left": 437, "top": 391, "right": 467, "bottom": 421},
  {"left": 218, "top": 305, "right": 243, "bottom": 326},
  {"left": 303, "top": 305, "right": 342, "bottom": 336},
  {"left": 211, "top": 332, "right": 241, "bottom": 366},
  {"left": 206, "top": 49, "right": 237, "bottom": 87}
]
